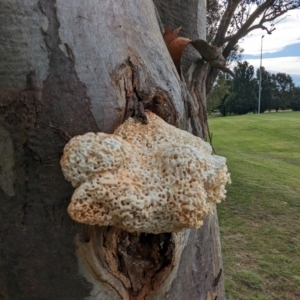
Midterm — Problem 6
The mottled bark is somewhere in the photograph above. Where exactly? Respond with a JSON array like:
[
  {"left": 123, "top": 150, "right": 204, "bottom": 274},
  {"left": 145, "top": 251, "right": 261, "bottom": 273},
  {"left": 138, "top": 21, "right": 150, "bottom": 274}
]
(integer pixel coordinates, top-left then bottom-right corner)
[
  {"left": 154, "top": 2, "right": 225, "bottom": 299},
  {"left": 0, "top": 0, "right": 224, "bottom": 299},
  {"left": 154, "top": 0, "right": 209, "bottom": 137}
]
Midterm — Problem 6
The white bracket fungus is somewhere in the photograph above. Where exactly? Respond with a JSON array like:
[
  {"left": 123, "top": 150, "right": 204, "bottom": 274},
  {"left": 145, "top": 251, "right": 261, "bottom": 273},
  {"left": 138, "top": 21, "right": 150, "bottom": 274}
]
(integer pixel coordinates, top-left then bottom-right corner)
[{"left": 61, "top": 111, "right": 230, "bottom": 234}]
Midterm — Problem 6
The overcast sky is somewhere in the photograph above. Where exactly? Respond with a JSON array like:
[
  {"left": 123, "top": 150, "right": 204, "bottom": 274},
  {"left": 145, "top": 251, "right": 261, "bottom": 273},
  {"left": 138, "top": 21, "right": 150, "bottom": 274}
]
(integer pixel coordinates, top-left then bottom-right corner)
[{"left": 237, "top": 9, "right": 300, "bottom": 86}]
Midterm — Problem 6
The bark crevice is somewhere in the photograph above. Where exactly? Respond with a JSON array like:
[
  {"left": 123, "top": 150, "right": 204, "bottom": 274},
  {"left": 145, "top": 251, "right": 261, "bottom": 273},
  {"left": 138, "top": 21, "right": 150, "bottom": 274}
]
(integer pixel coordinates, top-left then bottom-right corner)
[
  {"left": 113, "top": 57, "right": 177, "bottom": 125},
  {"left": 77, "top": 227, "right": 186, "bottom": 300}
]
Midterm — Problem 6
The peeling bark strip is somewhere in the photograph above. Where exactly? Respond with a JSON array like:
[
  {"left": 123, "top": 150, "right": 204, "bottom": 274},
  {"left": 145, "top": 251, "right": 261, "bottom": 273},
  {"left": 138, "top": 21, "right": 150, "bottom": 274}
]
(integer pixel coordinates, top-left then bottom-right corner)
[
  {"left": 162, "top": 27, "right": 234, "bottom": 79},
  {"left": 190, "top": 40, "right": 235, "bottom": 78}
]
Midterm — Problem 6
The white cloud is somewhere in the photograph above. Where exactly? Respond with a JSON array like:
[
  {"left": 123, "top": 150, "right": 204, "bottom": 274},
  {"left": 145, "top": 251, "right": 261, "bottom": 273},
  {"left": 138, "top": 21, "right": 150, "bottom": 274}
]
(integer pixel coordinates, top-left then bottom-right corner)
[
  {"left": 233, "top": 9, "right": 300, "bottom": 84},
  {"left": 246, "top": 57, "right": 300, "bottom": 76},
  {"left": 239, "top": 9, "right": 300, "bottom": 55}
]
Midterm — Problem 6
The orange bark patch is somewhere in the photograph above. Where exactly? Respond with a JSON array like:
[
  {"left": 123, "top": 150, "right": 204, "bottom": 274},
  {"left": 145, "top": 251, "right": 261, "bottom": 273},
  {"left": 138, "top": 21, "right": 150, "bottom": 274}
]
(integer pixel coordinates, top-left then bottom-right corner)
[{"left": 163, "top": 27, "right": 191, "bottom": 74}]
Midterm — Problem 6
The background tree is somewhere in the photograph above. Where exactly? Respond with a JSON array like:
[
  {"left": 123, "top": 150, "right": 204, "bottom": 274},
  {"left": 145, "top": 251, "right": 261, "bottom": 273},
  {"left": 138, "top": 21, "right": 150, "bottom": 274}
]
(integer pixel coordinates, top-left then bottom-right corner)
[
  {"left": 271, "top": 72, "right": 295, "bottom": 111},
  {"left": 205, "top": 0, "right": 300, "bottom": 95},
  {"left": 290, "top": 86, "right": 300, "bottom": 111},
  {"left": 207, "top": 73, "right": 231, "bottom": 113},
  {"left": 221, "top": 61, "right": 258, "bottom": 115},
  {"left": 256, "top": 67, "right": 273, "bottom": 112},
  {"left": 215, "top": 66, "right": 296, "bottom": 115}
]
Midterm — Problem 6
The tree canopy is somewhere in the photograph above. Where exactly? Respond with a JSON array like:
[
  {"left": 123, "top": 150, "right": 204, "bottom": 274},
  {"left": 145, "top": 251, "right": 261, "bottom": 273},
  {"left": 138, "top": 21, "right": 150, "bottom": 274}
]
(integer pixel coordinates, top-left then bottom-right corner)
[
  {"left": 206, "top": 0, "right": 300, "bottom": 94},
  {"left": 208, "top": 62, "right": 299, "bottom": 115}
]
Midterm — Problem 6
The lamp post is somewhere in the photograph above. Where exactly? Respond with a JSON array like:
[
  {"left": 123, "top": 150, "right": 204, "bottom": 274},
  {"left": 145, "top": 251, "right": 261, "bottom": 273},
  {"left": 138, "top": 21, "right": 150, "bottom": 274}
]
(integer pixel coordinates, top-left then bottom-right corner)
[{"left": 258, "top": 35, "right": 264, "bottom": 114}]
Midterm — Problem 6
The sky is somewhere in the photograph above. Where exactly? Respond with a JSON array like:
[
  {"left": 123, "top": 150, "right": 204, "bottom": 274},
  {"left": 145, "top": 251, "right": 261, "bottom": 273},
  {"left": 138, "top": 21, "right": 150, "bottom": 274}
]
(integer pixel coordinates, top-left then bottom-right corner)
[{"left": 237, "top": 9, "right": 300, "bottom": 86}]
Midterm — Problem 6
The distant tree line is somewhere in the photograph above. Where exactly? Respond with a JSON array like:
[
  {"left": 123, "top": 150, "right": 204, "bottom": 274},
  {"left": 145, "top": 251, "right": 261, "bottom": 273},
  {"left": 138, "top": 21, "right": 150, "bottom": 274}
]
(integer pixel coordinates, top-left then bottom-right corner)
[{"left": 207, "top": 61, "right": 300, "bottom": 116}]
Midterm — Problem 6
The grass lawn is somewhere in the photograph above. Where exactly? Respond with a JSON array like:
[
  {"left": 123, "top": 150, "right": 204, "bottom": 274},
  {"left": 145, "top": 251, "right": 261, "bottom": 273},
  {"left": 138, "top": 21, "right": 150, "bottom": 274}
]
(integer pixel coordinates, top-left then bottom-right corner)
[{"left": 209, "top": 112, "right": 300, "bottom": 300}]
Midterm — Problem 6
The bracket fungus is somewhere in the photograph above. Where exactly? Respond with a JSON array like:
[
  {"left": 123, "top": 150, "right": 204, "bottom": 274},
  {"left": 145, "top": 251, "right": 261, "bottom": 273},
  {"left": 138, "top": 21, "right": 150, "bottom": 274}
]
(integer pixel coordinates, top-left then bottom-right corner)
[{"left": 61, "top": 111, "right": 230, "bottom": 234}]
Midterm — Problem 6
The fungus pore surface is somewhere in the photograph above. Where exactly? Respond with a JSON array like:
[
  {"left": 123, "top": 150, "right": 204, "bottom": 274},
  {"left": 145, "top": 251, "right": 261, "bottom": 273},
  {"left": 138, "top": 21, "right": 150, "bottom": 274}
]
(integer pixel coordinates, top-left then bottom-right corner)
[{"left": 61, "top": 111, "right": 230, "bottom": 233}]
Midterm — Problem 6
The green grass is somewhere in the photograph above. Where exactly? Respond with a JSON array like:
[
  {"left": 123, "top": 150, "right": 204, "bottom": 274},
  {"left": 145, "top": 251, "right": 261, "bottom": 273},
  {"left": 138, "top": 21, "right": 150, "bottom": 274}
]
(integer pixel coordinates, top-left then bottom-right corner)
[{"left": 209, "top": 112, "right": 300, "bottom": 300}]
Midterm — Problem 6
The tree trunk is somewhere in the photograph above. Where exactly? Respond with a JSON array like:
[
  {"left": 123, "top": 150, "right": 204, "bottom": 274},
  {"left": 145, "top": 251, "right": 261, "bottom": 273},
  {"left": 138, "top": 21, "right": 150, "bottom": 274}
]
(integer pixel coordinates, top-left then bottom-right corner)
[{"left": 0, "top": 1, "right": 225, "bottom": 299}]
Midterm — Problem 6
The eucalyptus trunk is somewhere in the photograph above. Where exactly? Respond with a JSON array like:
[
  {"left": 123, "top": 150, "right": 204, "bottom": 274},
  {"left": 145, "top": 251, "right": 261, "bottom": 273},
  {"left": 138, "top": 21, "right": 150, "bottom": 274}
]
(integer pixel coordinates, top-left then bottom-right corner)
[{"left": 0, "top": 1, "right": 225, "bottom": 299}]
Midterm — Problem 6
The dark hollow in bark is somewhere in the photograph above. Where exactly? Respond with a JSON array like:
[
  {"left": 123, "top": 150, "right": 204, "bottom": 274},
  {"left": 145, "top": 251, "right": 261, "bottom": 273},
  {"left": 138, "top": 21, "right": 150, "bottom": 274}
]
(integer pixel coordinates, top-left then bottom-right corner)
[{"left": 77, "top": 227, "right": 183, "bottom": 300}]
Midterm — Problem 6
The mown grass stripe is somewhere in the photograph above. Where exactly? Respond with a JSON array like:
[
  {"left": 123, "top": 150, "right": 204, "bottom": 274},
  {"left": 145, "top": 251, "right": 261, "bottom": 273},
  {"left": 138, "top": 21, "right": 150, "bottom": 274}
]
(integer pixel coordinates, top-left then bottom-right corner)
[{"left": 209, "top": 111, "right": 300, "bottom": 300}]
